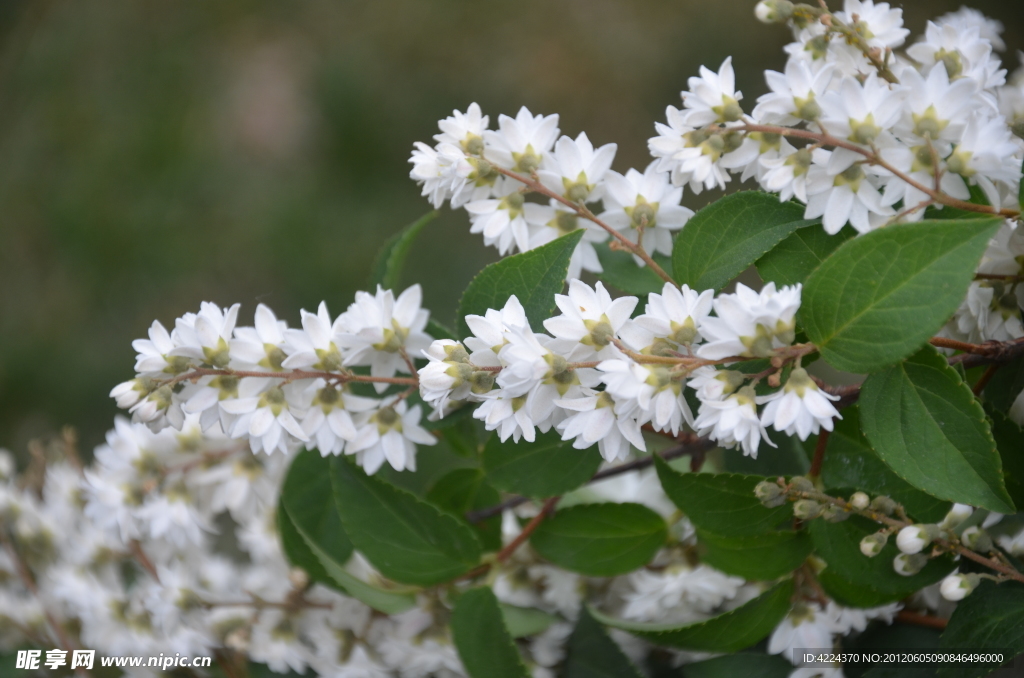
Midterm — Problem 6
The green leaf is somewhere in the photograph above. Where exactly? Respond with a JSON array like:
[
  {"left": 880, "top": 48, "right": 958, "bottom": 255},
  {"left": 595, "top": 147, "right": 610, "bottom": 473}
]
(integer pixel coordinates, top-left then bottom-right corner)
[
  {"left": 801, "top": 217, "right": 1002, "bottom": 373},
  {"left": 589, "top": 579, "right": 793, "bottom": 651},
  {"left": 821, "top": 407, "right": 950, "bottom": 523},
  {"left": 924, "top": 182, "right": 991, "bottom": 220},
  {"left": 500, "top": 604, "right": 558, "bottom": 638},
  {"left": 697, "top": 529, "right": 811, "bottom": 580},
  {"left": 529, "top": 503, "right": 667, "bottom": 576},
  {"left": 562, "top": 608, "right": 645, "bottom": 678},
  {"left": 938, "top": 580, "right": 1024, "bottom": 678},
  {"left": 860, "top": 345, "right": 1014, "bottom": 513},
  {"left": 281, "top": 449, "right": 353, "bottom": 569},
  {"left": 426, "top": 318, "right": 458, "bottom": 341},
  {"left": 368, "top": 211, "right": 437, "bottom": 290},
  {"left": 722, "top": 426, "right": 811, "bottom": 476},
  {"left": 451, "top": 588, "right": 530, "bottom": 678},
  {"left": 809, "top": 517, "right": 954, "bottom": 607},
  {"left": 679, "top": 654, "right": 794, "bottom": 678},
  {"left": 654, "top": 457, "right": 793, "bottom": 536},
  {"left": 330, "top": 457, "right": 483, "bottom": 586},
  {"left": 989, "top": 408, "right": 1024, "bottom": 512},
  {"left": 426, "top": 468, "right": 503, "bottom": 552},
  {"left": 456, "top": 229, "right": 584, "bottom": 337},
  {"left": 756, "top": 223, "right": 854, "bottom": 287},
  {"left": 672, "top": 191, "right": 817, "bottom": 291},
  {"left": 984, "top": 355, "right": 1024, "bottom": 412},
  {"left": 594, "top": 240, "right": 670, "bottom": 296},
  {"left": 438, "top": 415, "right": 480, "bottom": 458},
  {"left": 278, "top": 501, "right": 417, "bottom": 614},
  {"left": 483, "top": 430, "right": 602, "bottom": 499}
]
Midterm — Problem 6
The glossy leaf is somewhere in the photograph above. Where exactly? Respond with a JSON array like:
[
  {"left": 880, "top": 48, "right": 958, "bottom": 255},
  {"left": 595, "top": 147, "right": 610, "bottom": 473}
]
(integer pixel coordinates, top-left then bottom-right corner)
[
  {"left": 989, "top": 408, "right": 1024, "bottom": 512},
  {"left": 483, "top": 429, "right": 602, "bottom": 499},
  {"left": 810, "top": 517, "right": 954, "bottom": 607},
  {"left": 672, "top": 191, "right": 816, "bottom": 291},
  {"left": 860, "top": 346, "right": 1014, "bottom": 513},
  {"left": 426, "top": 468, "right": 503, "bottom": 551},
  {"left": 801, "top": 217, "right": 1001, "bottom": 373},
  {"left": 756, "top": 223, "right": 854, "bottom": 287},
  {"left": 589, "top": 579, "right": 794, "bottom": 651},
  {"left": 562, "top": 608, "right": 645, "bottom": 678},
  {"left": 938, "top": 580, "right": 1024, "bottom": 678},
  {"left": 368, "top": 211, "right": 437, "bottom": 290},
  {"left": 593, "top": 240, "right": 670, "bottom": 296},
  {"left": 451, "top": 587, "right": 530, "bottom": 678},
  {"left": 281, "top": 449, "right": 353, "bottom": 568},
  {"left": 330, "top": 458, "right": 483, "bottom": 586},
  {"left": 984, "top": 355, "right": 1024, "bottom": 413},
  {"left": 456, "top": 229, "right": 583, "bottom": 337},
  {"left": 529, "top": 503, "right": 666, "bottom": 576},
  {"left": 655, "top": 456, "right": 793, "bottom": 536},
  {"left": 500, "top": 604, "right": 558, "bottom": 639},
  {"left": 697, "top": 529, "right": 811, "bottom": 580},
  {"left": 821, "top": 407, "right": 950, "bottom": 523}
]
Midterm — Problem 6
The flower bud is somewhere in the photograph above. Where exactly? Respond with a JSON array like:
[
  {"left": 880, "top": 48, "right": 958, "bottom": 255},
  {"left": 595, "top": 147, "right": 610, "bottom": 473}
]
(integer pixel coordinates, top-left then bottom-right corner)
[
  {"left": 793, "top": 499, "right": 822, "bottom": 520},
  {"left": 849, "top": 491, "right": 870, "bottom": 510},
  {"left": 870, "top": 496, "right": 898, "bottom": 515},
  {"left": 940, "top": 573, "right": 980, "bottom": 601},
  {"left": 288, "top": 567, "right": 310, "bottom": 590},
  {"left": 960, "top": 526, "right": 993, "bottom": 553},
  {"left": 940, "top": 503, "right": 973, "bottom": 530},
  {"left": 896, "top": 524, "right": 940, "bottom": 554},
  {"left": 821, "top": 505, "right": 850, "bottom": 523},
  {"left": 754, "top": 0, "right": 794, "bottom": 23},
  {"left": 860, "top": 531, "right": 888, "bottom": 557},
  {"left": 755, "top": 480, "right": 786, "bottom": 508},
  {"left": 790, "top": 476, "right": 815, "bottom": 493},
  {"left": 893, "top": 553, "right": 929, "bottom": 576}
]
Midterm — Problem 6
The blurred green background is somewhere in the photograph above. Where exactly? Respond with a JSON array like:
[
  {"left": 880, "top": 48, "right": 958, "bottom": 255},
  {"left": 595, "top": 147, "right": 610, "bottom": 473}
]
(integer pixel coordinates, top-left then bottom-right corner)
[{"left": 2, "top": 0, "right": 1023, "bottom": 457}]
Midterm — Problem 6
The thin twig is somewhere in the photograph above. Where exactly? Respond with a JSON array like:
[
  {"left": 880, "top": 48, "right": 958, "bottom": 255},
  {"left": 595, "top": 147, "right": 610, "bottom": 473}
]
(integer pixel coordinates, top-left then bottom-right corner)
[
  {"left": 807, "top": 429, "right": 830, "bottom": 480},
  {"left": 973, "top": 364, "right": 1001, "bottom": 396},
  {"left": 896, "top": 610, "right": 948, "bottom": 630}
]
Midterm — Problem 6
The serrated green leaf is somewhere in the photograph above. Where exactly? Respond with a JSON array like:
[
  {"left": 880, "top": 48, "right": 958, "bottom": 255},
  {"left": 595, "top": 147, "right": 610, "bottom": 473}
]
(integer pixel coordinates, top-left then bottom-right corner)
[
  {"left": 451, "top": 588, "right": 530, "bottom": 678},
  {"left": 680, "top": 653, "right": 794, "bottom": 678},
  {"left": 499, "top": 604, "right": 558, "bottom": 638},
  {"left": 368, "top": 211, "right": 437, "bottom": 291},
  {"left": 456, "top": 229, "right": 583, "bottom": 337},
  {"left": 330, "top": 457, "right": 483, "bottom": 586},
  {"left": 938, "top": 580, "right": 1024, "bottom": 678},
  {"left": 529, "top": 503, "right": 666, "bottom": 576},
  {"left": 483, "top": 430, "right": 602, "bottom": 499},
  {"left": 278, "top": 501, "right": 417, "bottom": 614},
  {"left": 654, "top": 456, "right": 793, "bottom": 536},
  {"left": 989, "top": 408, "right": 1024, "bottom": 512},
  {"left": 697, "top": 528, "right": 811, "bottom": 580},
  {"left": 756, "top": 223, "right": 854, "bottom": 287},
  {"left": 984, "top": 355, "right": 1024, "bottom": 412},
  {"left": 589, "top": 579, "right": 793, "bottom": 651},
  {"left": 593, "top": 240, "right": 670, "bottom": 296},
  {"left": 810, "top": 517, "right": 954, "bottom": 607},
  {"left": 672, "top": 191, "right": 817, "bottom": 291},
  {"left": 426, "top": 468, "right": 503, "bottom": 552},
  {"left": 821, "top": 407, "right": 950, "bottom": 523},
  {"left": 860, "top": 345, "right": 1014, "bottom": 513},
  {"left": 562, "top": 608, "right": 645, "bottom": 678},
  {"left": 282, "top": 449, "right": 353, "bottom": 568},
  {"left": 801, "top": 217, "right": 1002, "bottom": 373}
]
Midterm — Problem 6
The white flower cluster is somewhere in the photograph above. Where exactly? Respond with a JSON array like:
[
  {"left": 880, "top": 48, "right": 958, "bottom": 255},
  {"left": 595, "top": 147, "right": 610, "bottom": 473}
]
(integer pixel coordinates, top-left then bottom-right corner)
[
  {"left": 110, "top": 286, "right": 437, "bottom": 475},
  {"left": 421, "top": 280, "right": 840, "bottom": 462},
  {"left": 409, "top": 104, "right": 693, "bottom": 278}
]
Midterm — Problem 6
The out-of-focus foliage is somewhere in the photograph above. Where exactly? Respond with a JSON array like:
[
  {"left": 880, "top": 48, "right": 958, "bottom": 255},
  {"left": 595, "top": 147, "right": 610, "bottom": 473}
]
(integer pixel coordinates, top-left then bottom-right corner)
[{"left": 0, "top": 0, "right": 1021, "bottom": 455}]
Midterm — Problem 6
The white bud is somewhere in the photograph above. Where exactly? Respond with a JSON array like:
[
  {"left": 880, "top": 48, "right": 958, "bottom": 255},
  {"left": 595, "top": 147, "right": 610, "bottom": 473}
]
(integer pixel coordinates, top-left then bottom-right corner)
[
  {"left": 893, "top": 553, "right": 929, "bottom": 576},
  {"left": 288, "top": 567, "right": 310, "bottom": 590},
  {"left": 941, "top": 503, "right": 973, "bottom": 530},
  {"left": 0, "top": 450, "right": 14, "bottom": 481},
  {"left": 940, "top": 573, "right": 979, "bottom": 601},
  {"left": 850, "top": 491, "right": 870, "bottom": 510},
  {"left": 860, "top": 531, "right": 888, "bottom": 557},
  {"left": 960, "top": 526, "right": 993, "bottom": 553},
  {"left": 754, "top": 0, "right": 793, "bottom": 23},
  {"left": 896, "top": 524, "right": 939, "bottom": 554},
  {"left": 110, "top": 379, "right": 143, "bottom": 408}
]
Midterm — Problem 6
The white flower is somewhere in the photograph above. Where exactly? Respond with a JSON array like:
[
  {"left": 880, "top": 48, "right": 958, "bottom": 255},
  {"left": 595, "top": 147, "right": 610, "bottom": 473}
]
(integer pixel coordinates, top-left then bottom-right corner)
[
  {"left": 896, "top": 524, "right": 938, "bottom": 554},
  {"left": 834, "top": 0, "right": 909, "bottom": 50},
  {"left": 907, "top": 20, "right": 1006, "bottom": 91},
  {"left": 759, "top": 368, "right": 841, "bottom": 440},
  {"left": 760, "top": 146, "right": 823, "bottom": 203},
  {"left": 408, "top": 141, "right": 476, "bottom": 209},
  {"left": 936, "top": 7, "right": 1005, "bottom": 52},
  {"left": 132, "top": 320, "right": 188, "bottom": 376},
  {"left": 282, "top": 301, "right": 346, "bottom": 371},
  {"left": 599, "top": 359, "right": 692, "bottom": 435},
  {"left": 536, "top": 132, "right": 617, "bottom": 203},
  {"left": 768, "top": 603, "right": 834, "bottom": 658},
  {"left": 697, "top": 282, "right": 801, "bottom": 360},
  {"left": 349, "top": 401, "right": 435, "bottom": 474},
  {"left": 622, "top": 564, "right": 744, "bottom": 622},
  {"left": 754, "top": 60, "right": 835, "bottom": 126},
  {"left": 300, "top": 380, "right": 377, "bottom": 456},
  {"left": 474, "top": 388, "right": 544, "bottom": 444},
  {"left": 679, "top": 57, "right": 745, "bottom": 127},
  {"left": 543, "top": 280, "right": 637, "bottom": 361},
  {"left": 649, "top": 106, "right": 733, "bottom": 193},
  {"left": 598, "top": 163, "right": 693, "bottom": 262},
  {"left": 465, "top": 176, "right": 533, "bottom": 255},
  {"left": 525, "top": 204, "right": 607, "bottom": 280},
  {"left": 220, "top": 380, "right": 309, "bottom": 455},
  {"left": 435, "top": 102, "right": 488, "bottom": 149},
  {"left": 555, "top": 391, "right": 646, "bottom": 462},
  {"left": 484, "top": 106, "right": 560, "bottom": 174},
  {"left": 338, "top": 285, "right": 432, "bottom": 392},
  {"left": 230, "top": 303, "right": 289, "bottom": 371},
  {"left": 626, "top": 282, "right": 714, "bottom": 353},
  {"left": 694, "top": 386, "right": 774, "bottom": 458},
  {"left": 169, "top": 302, "right": 241, "bottom": 369},
  {"left": 464, "top": 294, "right": 529, "bottom": 366},
  {"left": 945, "top": 113, "right": 1023, "bottom": 207},
  {"left": 892, "top": 63, "right": 979, "bottom": 148},
  {"left": 418, "top": 339, "right": 478, "bottom": 412},
  {"left": 688, "top": 366, "right": 745, "bottom": 403},
  {"left": 804, "top": 149, "right": 893, "bottom": 234}
]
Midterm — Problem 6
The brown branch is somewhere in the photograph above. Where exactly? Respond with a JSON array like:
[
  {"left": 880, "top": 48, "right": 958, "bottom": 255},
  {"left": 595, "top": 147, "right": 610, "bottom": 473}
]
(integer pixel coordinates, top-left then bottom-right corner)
[
  {"left": 129, "top": 540, "right": 161, "bottom": 583},
  {"left": 975, "top": 273, "right": 1024, "bottom": 282},
  {"left": 491, "top": 165, "right": 677, "bottom": 285},
  {"left": 807, "top": 429, "right": 830, "bottom": 480},
  {"left": 153, "top": 367, "right": 418, "bottom": 392},
  {"left": 929, "top": 337, "right": 994, "bottom": 355},
  {"left": 896, "top": 610, "right": 948, "bottom": 630},
  {"left": 497, "top": 496, "right": 560, "bottom": 562},
  {"left": 973, "top": 364, "right": 1001, "bottom": 396}
]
